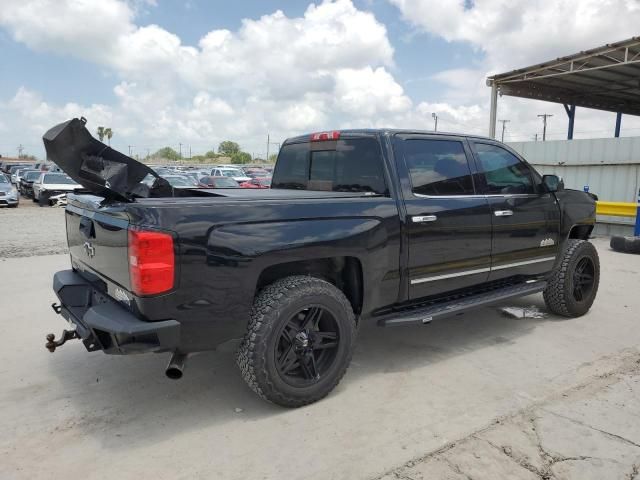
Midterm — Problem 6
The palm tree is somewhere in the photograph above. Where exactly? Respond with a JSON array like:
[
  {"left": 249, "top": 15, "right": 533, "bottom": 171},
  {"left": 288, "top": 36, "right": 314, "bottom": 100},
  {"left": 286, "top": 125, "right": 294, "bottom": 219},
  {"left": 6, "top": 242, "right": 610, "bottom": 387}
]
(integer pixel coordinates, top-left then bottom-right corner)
[
  {"left": 104, "top": 128, "right": 113, "bottom": 146},
  {"left": 96, "top": 126, "right": 106, "bottom": 142}
]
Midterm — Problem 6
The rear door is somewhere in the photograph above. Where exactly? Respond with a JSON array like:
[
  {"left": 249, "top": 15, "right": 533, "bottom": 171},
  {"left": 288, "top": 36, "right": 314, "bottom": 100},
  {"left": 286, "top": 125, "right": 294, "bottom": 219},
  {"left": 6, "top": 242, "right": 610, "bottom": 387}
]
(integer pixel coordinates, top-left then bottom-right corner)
[
  {"left": 393, "top": 134, "right": 493, "bottom": 300},
  {"left": 469, "top": 141, "right": 560, "bottom": 280}
]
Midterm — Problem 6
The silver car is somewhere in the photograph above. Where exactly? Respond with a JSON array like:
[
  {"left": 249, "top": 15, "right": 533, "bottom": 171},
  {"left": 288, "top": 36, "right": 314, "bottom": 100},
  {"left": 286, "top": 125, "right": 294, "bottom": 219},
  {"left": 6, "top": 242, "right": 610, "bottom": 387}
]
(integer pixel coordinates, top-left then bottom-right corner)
[{"left": 0, "top": 174, "right": 19, "bottom": 207}]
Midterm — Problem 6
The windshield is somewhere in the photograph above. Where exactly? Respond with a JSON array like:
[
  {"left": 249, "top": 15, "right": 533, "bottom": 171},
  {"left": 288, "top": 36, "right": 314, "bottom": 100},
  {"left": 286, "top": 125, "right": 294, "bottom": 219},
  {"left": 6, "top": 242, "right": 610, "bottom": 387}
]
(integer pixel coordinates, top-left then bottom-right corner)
[
  {"left": 164, "top": 176, "right": 197, "bottom": 187},
  {"left": 0, "top": 175, "right": 8, "bottom": 183},
  {"left": 214, "top": 177, "right": 239, "bottom": 187},
  {"left": 43, "top": 174, "right": 77, "bottom": 185},
  {"left": 24, "top": 171, "right": 41, "bottom": 181},
  {"left": 220, "top": 169, "right": 242, "bottom": 177}
]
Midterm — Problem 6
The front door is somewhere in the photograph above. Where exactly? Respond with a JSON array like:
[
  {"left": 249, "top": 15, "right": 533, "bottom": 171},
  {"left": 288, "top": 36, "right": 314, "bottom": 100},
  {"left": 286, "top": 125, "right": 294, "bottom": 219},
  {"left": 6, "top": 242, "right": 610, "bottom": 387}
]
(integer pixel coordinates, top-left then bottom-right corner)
[
  {"left": 393, "top": 135, "right": 493, "bottom": 300},
  {"left": 469, "top": 141, "right": 560, "bottom": 280}
]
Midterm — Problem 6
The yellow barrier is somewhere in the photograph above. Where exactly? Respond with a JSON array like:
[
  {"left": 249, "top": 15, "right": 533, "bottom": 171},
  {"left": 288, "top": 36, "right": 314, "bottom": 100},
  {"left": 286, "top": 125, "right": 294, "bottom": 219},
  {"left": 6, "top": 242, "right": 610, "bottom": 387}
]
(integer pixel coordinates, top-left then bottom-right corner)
[{"left": 596, "top": 201, "right": 637, "bottom": 218}]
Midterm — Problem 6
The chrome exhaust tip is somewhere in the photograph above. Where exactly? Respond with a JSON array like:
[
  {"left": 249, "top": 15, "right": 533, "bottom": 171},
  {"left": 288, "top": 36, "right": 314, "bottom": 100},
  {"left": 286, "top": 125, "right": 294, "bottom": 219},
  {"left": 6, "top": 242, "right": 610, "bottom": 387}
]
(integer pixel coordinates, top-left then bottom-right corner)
[{"left": 165, "top": 352, "right": 188, "bottom": 380}]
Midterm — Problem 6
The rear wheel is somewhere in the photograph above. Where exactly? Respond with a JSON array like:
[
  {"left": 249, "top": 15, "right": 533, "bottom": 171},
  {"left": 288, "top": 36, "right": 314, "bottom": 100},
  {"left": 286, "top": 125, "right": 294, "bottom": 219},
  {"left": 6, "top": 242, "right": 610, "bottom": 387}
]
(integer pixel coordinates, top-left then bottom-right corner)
[
  {"left": 237, "top": 275, "right": 356, "bottom": 407},
  {"left": 543, "top": 239, "right": 600, "bottom": 317}
]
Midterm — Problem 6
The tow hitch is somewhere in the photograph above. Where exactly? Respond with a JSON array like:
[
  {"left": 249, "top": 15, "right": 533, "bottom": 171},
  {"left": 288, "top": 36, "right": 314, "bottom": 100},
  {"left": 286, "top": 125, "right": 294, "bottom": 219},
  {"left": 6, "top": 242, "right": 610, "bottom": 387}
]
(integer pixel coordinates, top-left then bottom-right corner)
[{"left": 45, "top": 329, "right": 79, "bottom": 352}]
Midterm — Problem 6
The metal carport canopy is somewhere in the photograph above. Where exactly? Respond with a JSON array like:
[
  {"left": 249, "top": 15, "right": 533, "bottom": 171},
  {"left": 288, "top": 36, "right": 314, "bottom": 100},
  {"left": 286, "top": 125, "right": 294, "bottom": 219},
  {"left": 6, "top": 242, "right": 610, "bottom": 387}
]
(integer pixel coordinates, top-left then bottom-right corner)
[{"left": 486, "top": 37, "right": 640, "bottom": 138}]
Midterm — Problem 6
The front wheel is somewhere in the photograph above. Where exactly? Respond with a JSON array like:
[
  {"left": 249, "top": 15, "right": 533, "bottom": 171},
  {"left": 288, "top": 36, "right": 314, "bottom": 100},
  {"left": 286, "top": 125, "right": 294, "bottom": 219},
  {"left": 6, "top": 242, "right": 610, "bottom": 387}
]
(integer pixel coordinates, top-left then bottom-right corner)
[
  {"left": 543, "top": 239, "right": 600, "bottom": 317},
  {"left": 237, "top": 275, "right": 357, "bottom": 407}
]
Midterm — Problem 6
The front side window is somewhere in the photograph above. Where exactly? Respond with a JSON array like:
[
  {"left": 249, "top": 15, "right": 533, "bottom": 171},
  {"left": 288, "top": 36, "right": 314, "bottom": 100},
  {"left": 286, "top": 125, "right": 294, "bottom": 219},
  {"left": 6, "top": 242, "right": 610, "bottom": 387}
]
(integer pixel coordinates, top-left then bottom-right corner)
[
  {"left": 272, "top": 138, "right": 387, "bottom": 195},
  {"left": 473, "top": 143, "right": 534, "bottom": 194},
  {"left": 402, "top": 139, "right": 474, "bottom": 196}
]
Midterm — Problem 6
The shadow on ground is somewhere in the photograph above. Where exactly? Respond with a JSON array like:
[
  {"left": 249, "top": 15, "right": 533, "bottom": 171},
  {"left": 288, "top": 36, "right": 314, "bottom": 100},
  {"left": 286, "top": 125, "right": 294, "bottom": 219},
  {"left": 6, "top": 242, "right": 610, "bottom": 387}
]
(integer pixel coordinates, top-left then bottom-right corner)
[{"left": 47, "top": 294, "right": 572, "bottom": 451}]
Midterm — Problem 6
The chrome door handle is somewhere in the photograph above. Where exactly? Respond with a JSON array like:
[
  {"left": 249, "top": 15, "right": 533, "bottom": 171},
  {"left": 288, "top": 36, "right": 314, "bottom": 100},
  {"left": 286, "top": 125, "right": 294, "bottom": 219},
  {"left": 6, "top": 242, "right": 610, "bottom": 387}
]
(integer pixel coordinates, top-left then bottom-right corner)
[
  {"left": 494, "top": 210, "right": 514, "bottom": 217},
  {"left": 412, "top": 215, "right": 437, "bottom": 223}
]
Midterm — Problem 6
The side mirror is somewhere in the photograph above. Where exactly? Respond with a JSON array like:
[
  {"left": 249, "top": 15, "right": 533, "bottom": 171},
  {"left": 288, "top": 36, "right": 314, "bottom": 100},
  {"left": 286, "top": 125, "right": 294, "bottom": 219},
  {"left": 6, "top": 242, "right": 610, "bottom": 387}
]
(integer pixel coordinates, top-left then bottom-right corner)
[{"left": 542, "top": 174, "right": 563, "bottom": 192}]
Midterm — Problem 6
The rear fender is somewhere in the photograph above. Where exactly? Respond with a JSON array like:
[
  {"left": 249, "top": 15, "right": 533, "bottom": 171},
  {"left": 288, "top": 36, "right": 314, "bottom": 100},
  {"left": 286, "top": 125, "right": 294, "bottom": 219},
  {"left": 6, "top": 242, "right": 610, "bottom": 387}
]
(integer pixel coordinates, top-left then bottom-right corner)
[{"left": 205, "top": 217, "right": 392, "bottom": 317}]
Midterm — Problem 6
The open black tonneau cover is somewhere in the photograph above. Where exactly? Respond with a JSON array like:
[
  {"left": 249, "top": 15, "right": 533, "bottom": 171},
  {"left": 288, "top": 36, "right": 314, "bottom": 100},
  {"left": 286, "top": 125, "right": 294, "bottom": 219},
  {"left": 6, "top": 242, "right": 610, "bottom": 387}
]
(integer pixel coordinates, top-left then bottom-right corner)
[{"left": 43, "top": 118, "right": 170, "bottom": 202}]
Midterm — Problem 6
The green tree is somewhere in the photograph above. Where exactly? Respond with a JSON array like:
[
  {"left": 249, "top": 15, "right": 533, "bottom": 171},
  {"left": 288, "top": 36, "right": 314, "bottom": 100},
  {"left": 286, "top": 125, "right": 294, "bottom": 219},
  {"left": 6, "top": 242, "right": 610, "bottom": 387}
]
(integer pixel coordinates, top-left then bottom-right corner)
[
  {"left": 104, "top": 127, "right": 113, "bottom": 146},
  {"left": 218, "top": 141, "right": 240, "bottom": 156},
  {"left": 268, "top": 153, "right": 278, "bottom": 163},
  {"left": 96, "top": 126, "right": 106, "bottom": 142},
  {"left": 204, "top": 150, "right": 219, "bottom": 159},
  {"left": 231, "top": 151, "right": 251, "bottom": 164},
  {"left": 153, "top": 147, "right": 181, "bottom": 161}
]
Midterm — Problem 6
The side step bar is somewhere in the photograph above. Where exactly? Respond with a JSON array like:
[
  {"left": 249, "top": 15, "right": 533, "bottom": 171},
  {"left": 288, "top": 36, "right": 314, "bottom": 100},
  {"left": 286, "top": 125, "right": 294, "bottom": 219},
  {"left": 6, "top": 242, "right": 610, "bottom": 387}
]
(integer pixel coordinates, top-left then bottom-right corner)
[{"left": 377, "top": 281, "right": 547, "bottom": 327}]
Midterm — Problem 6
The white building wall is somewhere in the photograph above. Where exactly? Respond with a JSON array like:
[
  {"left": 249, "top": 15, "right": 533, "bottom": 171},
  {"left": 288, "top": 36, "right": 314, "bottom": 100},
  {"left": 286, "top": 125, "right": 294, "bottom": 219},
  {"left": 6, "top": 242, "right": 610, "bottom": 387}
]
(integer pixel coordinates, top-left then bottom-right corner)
[{"left": 507, "top": 137, "right": 640, "bottom": 235}]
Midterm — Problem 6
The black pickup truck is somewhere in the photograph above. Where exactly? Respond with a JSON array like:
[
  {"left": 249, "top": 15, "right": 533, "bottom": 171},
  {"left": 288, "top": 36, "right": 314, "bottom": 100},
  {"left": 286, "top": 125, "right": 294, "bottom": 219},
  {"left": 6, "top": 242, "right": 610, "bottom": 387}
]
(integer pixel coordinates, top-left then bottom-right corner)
[{"left": 45, "top": 118, "right": 599, "bottom": 407}]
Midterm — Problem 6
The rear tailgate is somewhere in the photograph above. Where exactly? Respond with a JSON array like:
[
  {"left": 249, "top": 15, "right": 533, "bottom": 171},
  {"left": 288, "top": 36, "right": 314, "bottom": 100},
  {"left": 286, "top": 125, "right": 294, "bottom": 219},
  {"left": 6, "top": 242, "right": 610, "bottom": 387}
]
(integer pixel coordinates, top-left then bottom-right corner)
[{"left": 66, "top": 194, "right": 132, "bottom": 293}]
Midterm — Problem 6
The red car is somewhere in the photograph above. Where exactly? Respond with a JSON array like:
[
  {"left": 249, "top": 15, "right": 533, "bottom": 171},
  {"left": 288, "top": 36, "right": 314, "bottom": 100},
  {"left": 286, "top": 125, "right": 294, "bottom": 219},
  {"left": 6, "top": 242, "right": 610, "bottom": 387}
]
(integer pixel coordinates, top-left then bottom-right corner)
[{"left": 240, "top": 177, "right": 271, "bottom": 189}]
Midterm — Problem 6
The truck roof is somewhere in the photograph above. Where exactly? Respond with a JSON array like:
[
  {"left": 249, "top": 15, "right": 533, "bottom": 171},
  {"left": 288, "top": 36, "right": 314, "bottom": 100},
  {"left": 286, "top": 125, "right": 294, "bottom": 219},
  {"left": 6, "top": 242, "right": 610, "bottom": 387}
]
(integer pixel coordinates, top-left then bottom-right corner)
[{"left": 283, "top": 129, "right": 496, "bottom": 145}]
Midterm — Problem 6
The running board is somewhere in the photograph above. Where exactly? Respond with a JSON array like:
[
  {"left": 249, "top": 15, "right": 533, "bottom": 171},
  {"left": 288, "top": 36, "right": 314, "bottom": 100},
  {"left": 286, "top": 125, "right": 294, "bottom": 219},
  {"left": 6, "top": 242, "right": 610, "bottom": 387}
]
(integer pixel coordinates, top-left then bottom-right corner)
[{"left": 377, "top": 281, "right": 547, "bottom": 327}]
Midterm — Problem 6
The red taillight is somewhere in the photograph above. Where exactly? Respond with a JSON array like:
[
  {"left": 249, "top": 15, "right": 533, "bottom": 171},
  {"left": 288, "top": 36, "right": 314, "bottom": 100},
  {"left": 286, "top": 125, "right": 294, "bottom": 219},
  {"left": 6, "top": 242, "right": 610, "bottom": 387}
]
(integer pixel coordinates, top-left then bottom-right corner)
[
  {"left": 310, "top": 131, "right": 340, "bottom": 142},
  {"left": 128, "top": 229, "right": 175, "bottom": 296}
]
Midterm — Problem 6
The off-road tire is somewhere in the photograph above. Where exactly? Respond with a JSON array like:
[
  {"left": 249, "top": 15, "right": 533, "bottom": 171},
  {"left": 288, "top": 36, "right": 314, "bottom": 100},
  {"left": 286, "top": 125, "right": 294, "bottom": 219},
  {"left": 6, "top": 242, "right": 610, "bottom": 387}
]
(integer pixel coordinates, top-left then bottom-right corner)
[
  {"left": 236, "top": 275, "right": 357, "bottom": 407},
  {"left": 610, "top": 235, "right": 640, "bottom": 254},
  {"left": 543, "top": 239, "right": 600, "bottom": 317}
]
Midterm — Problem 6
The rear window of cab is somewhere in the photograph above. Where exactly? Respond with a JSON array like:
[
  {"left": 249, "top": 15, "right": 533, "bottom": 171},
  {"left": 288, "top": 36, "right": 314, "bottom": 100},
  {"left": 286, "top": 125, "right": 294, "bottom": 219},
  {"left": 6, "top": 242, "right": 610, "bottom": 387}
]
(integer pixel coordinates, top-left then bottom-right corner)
[{"left": 272, "top": 137, "right": 388, "bottom": 195}]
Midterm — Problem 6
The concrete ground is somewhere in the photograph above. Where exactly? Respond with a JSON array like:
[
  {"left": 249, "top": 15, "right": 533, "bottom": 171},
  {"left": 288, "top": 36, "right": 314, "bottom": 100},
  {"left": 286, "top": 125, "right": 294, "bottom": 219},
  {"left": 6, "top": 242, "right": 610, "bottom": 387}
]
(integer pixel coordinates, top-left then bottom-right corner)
[{"left": 0, "top": 237, "right": 639, "bottom": 480}]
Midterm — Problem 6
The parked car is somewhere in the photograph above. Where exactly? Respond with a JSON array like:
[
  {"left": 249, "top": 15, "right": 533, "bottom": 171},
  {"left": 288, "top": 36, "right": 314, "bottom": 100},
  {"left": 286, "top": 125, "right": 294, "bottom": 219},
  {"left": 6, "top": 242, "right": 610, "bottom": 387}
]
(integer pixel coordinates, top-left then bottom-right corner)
[
  {"left": 9, "top": 164, "right": 33, "bottom": 183},
  {"left": 210, "top": 167, "right": 251, "bottom": 183},
  {"left": 0, "top": 173, "right": 19, "bottom": 207},
  {"left": 244, "top": 167, "right": 270, "bottom": 178},
  {"left": 18, "top": 170, "right": 42, "bottom": 196},
  {"left": 199, "top": 176, "right": 240, "bottom": 188},
  {"left": 32, "top": 172, "right": 83, "bottom": 205},
  {"left": 240, "top": 176, "right": 271, "bottom": 188},
  {"left": 161, "top": 174, "right": 204, "bottom": 188},
  {"left": 45, "top": 118, "right": 599, "bottom": 408}
]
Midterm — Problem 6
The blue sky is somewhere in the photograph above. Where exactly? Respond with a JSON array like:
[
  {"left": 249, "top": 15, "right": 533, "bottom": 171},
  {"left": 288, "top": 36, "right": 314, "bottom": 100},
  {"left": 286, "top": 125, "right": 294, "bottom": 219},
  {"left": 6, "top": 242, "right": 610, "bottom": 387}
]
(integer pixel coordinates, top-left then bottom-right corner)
[{"left": 1, "top": 0, "right": 639, "bottom": 159}]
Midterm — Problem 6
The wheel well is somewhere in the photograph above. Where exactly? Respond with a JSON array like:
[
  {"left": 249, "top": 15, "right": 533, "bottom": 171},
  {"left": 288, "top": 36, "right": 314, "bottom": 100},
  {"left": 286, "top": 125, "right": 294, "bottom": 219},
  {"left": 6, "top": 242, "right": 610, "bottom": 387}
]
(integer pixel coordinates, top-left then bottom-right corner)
[
  {"left": 255, "top": 257, "right": 363, "bottom": 315},
  {"left": 568, "top": 225, "right": 593, "bottom": 240}
]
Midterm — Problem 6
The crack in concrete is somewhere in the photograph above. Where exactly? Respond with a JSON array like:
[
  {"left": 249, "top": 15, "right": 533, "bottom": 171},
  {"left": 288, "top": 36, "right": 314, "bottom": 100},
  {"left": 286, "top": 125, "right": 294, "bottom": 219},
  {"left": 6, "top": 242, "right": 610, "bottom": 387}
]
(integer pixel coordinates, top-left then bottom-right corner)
[
  {"left": 441, "top": 457, "right": 474, "bottom": 480},
  {"left": 371, "top": 351, "right": 640, "bottom": 480},
  {"left": 481, "top": 436, "right": 548, "bottom": 479},
  {"left": 540, "top": 408, "right": 640, "bottom": 449}
]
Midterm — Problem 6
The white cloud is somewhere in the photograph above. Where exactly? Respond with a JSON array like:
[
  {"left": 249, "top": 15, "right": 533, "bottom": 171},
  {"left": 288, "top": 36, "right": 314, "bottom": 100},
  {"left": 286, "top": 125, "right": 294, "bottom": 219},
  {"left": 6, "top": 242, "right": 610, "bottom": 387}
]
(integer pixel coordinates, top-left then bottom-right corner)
[
  {"left": 390, "top": 0, "right": 640, "bottom": 140},
  {"left": 0, "top": 0, "right": 419, "bottom": 157}
]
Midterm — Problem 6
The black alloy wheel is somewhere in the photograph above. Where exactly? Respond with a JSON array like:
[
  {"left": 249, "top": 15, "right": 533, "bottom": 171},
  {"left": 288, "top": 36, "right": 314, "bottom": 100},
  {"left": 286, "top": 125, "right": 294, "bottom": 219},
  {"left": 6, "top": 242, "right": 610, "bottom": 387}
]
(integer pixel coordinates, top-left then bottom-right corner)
[
  {"left": 275, "top": 306, "right": 340, "bottom": 386},
  {"left": 237, "top": 275, "right": 357, "bottom": 407},
  {"left": 572, "top": 257, "right": 595, "bottom": 302}
]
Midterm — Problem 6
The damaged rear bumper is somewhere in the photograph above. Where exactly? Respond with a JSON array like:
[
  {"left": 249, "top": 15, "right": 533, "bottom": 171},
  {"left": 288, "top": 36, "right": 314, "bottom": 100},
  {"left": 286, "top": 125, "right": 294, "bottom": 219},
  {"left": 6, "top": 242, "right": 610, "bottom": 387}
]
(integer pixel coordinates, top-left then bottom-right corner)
[{"left": 52, "top": 269, "right": 180, "bottom": 354}]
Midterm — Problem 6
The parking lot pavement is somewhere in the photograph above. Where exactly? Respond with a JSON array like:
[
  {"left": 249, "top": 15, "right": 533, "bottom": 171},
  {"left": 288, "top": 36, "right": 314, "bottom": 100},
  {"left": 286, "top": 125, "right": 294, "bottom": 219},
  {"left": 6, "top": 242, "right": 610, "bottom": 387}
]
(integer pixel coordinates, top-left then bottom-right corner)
[
  {"left": 0, "top": 238, "right": 639, "bottom": 480},
  {"left": 0, "top": 201, "right": 66, "bottom": 257}
]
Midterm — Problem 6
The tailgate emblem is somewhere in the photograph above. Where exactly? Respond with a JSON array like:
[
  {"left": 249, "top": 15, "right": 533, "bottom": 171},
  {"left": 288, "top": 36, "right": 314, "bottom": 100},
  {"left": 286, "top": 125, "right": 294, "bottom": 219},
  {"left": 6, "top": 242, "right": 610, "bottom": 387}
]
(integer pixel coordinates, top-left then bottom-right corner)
[{"left": 83, "top": 241, "right": 96, "bottom": 258}]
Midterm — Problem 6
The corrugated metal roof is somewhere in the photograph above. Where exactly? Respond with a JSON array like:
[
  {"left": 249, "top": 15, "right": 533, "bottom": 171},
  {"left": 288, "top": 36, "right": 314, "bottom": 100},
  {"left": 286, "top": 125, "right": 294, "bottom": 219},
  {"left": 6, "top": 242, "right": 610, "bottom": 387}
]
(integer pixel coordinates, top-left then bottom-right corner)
[{"left": 488, "top": 37, "right": 640, "bottom": 116}]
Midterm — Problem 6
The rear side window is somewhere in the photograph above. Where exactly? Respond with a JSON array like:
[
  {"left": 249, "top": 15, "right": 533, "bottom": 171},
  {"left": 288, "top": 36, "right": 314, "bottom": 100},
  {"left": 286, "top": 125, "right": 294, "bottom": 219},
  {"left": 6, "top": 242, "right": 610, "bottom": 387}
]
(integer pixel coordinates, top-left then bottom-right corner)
[
  {"left": 402, "top": 139, "right": 474, "bottom": 196},
  {"left": 272, "top": 138, "right": 387, "bottom": 195},
  {"left": 473, "top": 143, "right": 534, "bottom": 194}
]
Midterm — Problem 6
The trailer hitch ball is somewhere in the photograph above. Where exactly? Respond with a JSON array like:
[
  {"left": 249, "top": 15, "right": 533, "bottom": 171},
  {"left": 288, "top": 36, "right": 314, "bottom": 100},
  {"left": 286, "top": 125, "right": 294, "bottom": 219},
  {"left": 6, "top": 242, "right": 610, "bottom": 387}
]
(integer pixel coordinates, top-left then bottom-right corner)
[{"left": 45, "top": 329, "right": 79, "bottom": 352}]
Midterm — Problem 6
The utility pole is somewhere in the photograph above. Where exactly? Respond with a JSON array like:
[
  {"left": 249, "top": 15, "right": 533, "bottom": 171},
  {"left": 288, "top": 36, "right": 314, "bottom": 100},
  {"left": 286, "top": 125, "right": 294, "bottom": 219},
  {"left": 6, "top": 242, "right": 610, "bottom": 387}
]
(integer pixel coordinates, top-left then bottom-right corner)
[
  {"left": 432, "top": 113, "right": 438, "bottom": 132},
  {"left": 498, "top": 119, "right": 510, "bottom": 142},
  {"left": 189, "top": 145, "right": 192, "bottom": 160},
  {"left": 146, "top": 148, "right": 150, "bottom": 159},
  {"left": 17, "top": 144, "right": 24, "bottom": 158},
  {"left": 537, "top": 114, "right": 553, "bottom": 141},
  {"left": 266, "top": 134, "right": 270, "bottom": 164},
  {"left": 179, "top": 143, "right": 183, "bottom": 159},
  {"left": 128, "top": 145, "right": 134, "bottom": 157},
  {"left": 533, "top": 134, "right": 539, "bottom": 142}
]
